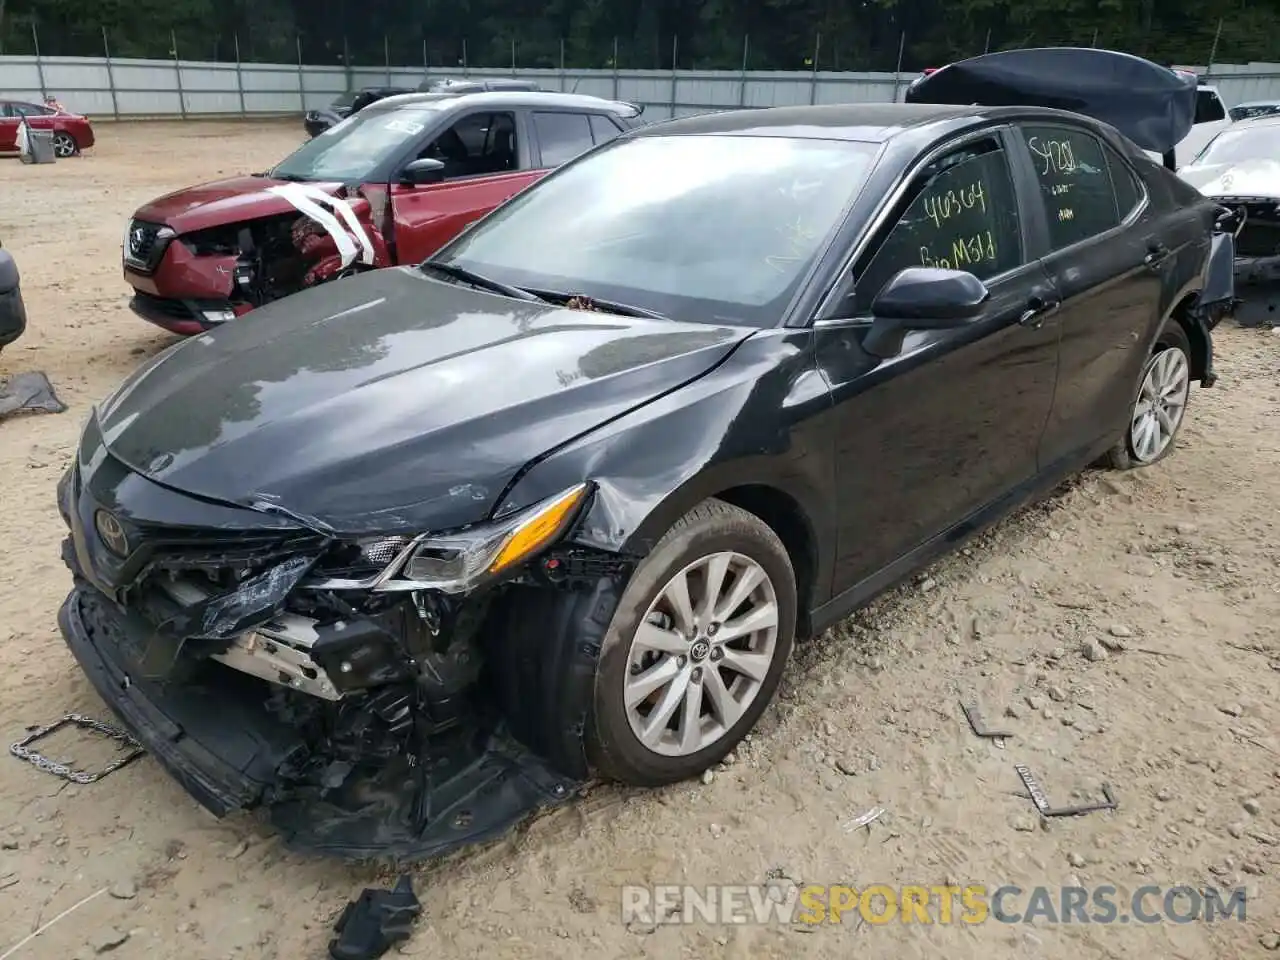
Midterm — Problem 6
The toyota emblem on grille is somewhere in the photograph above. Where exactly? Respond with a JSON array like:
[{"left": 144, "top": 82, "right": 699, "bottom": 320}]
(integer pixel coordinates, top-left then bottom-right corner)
[{"left": 94, "top": 510, "right": 129, "bottom": 557}]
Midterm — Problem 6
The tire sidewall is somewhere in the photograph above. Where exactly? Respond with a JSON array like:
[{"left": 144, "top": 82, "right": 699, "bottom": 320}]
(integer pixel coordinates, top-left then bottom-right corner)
[
  {"left": 587, "top": 506, "right": 796, "bottom": 785},
  {"left": 1124, "top": 321, "right": 1192, "bottom": 466},
  {"left": 53, "top": 133, "right": 77, "bottom": 157}
]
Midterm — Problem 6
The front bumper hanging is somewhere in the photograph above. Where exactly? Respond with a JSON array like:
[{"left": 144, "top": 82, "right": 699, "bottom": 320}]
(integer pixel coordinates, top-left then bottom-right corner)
[{"left": 58, "top": 581, "right": 581, "bottom": 860}]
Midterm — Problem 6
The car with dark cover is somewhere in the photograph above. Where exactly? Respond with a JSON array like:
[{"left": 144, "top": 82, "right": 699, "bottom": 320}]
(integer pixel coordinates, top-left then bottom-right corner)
[
  {"left": 303, "top": 81, "right": 541, "bottom": 138},
  {"left": 302, "top": 86, "right": 415, "bottom": 138},
  {"left": 124, "top": 91, "right": 643, "bottom": 334},
  {"left": 61, "top": 51, "right": 1232, "bottom": 860}
]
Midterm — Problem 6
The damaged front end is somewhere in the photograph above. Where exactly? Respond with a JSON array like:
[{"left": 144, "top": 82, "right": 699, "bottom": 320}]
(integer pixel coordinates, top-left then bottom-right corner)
[
  {"left": 1213, "top": 195, "right": 1280, "bottom": 327},
  {"left": 57, "top": 462, "right": 627, "bottom": 859},
  {"left": 126, "top": 185, "right": 391, "bottom": 334}
]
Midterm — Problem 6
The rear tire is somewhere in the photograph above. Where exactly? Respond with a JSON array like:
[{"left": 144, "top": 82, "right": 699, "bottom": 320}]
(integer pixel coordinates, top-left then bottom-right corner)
[
  {"left": 585, "top": 499, "right": 796, "bottom": 786},
  {"left": 1102, "top": 318, "right": 1193, "bottom": 470},
  {"left": 51, "top": 132, "right": 78, "bottom": 158}
]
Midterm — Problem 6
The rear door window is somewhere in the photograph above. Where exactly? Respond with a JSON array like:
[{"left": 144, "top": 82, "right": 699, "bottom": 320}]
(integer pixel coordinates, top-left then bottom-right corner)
[
  {"left": 1021, "top": 124, "right": 1128, "bottom": 251},
  {"left": 533, "top": 111, "right": 595, "bottom": 167}
]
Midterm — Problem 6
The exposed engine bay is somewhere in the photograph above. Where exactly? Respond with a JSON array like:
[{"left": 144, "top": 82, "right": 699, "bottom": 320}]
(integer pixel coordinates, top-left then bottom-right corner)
[
  {"left": 1211, "top": 197, "right": 1280, "bottom": 328},
  {"left": 58, "top": 469, "right": 637, "bottom": 859},
  {"left": 173, "top": 185, "right": 392, "bottom": 311}
]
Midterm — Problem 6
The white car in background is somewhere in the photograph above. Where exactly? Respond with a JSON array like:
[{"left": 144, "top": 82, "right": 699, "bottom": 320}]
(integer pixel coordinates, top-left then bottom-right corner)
[
  {"left": 1179, "top": 115, "right": 1280, "bottom": 326},
  {"left": 1176, "top": 84, "right": 1233, "bottom": 167}
]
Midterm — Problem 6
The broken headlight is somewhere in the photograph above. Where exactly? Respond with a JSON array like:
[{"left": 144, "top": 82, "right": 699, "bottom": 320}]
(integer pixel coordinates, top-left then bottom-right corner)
[{"left": 323, "top": 483, "right": 589, "bottom": 595}]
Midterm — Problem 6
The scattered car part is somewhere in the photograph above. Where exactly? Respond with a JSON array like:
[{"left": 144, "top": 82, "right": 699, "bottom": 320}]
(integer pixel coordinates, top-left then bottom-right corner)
[
  {"left": 0, "top": 242, "right": 28, "bottom": 352},
  {"left": 9, "top": 714, "right": 145, "bottom": 784},
  {"left": 961, "top": 701, "right": 1014, "bottom": 739},
  {"left": 841, "top": 806, "right": 886, "bottom": 833},
  {"left": 328, "top": 875, "right": 421, "bottom": 960},
  {"left": 1014, "top": 763, "right": 1119, "bottom": 817},
  {"left": 0, "top": 372, "right": 66, "bottom": 422}
]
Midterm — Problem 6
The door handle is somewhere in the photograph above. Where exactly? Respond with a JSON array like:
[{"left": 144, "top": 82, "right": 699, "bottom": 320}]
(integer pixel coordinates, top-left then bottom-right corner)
[
  {"left": 1144, "top": 242, "right": 1171, "bottom": 270},
  {"left": 1018, "top": 296, "right": 1060, "bottom": 329}
]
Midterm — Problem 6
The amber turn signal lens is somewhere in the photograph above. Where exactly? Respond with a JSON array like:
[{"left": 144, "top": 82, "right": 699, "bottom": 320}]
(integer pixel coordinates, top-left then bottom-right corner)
[{"left": 488, "top": 484, "right": 588, "bottom": 574}]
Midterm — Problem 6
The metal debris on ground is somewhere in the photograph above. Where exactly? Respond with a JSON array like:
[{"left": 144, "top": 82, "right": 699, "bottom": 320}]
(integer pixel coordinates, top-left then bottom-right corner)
[
  {"left": 328, "top": 874, "right": 422, "bottom": 960},
  {"left": 0, "top": 372, "right": 67, "bottom": 422},
  {"left": 1014, "top": 763, "right": 1118, "bottom": 818},
  {"left": 961, "top": 700, "right": 1014, "bottom": 740},
  {"left": 841, "top": 806, "right": 886, "bottom": 833},
  {"left": 9, "top": 714, "right": 145, "bottom": 784}
]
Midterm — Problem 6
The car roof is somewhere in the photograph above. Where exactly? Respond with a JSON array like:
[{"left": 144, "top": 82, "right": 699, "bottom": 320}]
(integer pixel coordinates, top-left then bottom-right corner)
[
  {"left": 367, "top": 90, "right": 637, "bottom": 115},
  {"left": 1234, "top": 100, "right": 1280, "bottom": 109},
  {"left": 632, "top": 102, "right": 1033, "bottom": 143}
]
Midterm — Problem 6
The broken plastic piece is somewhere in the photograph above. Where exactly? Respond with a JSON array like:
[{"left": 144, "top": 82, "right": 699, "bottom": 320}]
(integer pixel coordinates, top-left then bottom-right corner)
[
  {"left": 328, "top": 874, "right": 421, "bottom": 960},
  {"left": 9, "top": 714, "right": 144, "bottom": 784},
  {"left": 1014, "top": 763, "right": 1118, "bottom": 817},
  {"left": 841, "top": 806, "right": 886, "bottom": 833},
  {"left": 962, "top": 700, "right": 1014, "bottom": 739},
  {"left": 0, "top": 372, "right": 66, "bottom": 422}
]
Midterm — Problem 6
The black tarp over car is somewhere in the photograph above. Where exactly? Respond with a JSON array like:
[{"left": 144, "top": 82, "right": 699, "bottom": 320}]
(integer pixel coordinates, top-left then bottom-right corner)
[{"left": 905, "top": 48, "right": 1198, "bottom": 157}]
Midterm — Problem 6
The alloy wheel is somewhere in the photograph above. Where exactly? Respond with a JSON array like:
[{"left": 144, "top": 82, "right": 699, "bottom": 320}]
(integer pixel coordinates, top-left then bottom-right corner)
[
  {"left": 52, "top": 133, "right": 76, "bottom": 158},
  {"left": 1130, "top": 346, "right": 1190, "bottom": 463},
  {"left": 623, "top": 551, "right": 779, "bottom": 757}
]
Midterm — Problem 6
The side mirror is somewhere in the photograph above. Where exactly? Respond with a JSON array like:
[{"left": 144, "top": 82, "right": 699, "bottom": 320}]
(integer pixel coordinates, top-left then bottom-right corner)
[
  {"left": 863, "top": 267, "right": 989, "bottom": 358},
  {"left": 400, "top": 157, "right": 446, "bottom": 186}
]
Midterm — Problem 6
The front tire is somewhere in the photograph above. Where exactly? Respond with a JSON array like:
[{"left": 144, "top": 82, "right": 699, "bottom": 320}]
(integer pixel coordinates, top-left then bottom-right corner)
[
  {"left": 586, "top": 499, "right": 796, "bottom": 786},
  {"left": 1102, "top": 318, "right": 1193, "bottom": 470}
]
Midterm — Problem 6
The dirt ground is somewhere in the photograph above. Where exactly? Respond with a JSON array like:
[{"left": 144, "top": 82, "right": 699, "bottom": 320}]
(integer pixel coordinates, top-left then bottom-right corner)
[{"left": 0, "top": 120, "right": 1278, "bottom": 960}]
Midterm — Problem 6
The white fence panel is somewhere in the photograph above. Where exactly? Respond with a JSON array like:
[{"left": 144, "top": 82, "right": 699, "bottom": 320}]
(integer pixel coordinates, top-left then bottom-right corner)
[{"left": 3, "top": 53, "right": 1280, "bottom": 120}]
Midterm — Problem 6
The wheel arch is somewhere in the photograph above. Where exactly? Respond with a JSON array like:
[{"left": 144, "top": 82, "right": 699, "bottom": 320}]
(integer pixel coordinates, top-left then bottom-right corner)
[
  {"left": 1166, "top": 292, "right": 1210, "bottom": 383},
  {"left": 698, "top": 485, "right": 819, "bottom": 639}
]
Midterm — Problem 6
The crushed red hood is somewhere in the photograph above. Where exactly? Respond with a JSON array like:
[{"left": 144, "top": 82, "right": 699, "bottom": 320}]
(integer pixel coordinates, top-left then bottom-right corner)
[{"left": 133, "top": 176, "right": 349, "bottom": 235}]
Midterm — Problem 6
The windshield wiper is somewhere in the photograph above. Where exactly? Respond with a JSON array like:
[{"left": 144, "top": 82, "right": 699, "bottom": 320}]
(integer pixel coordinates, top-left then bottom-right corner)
[
  {"left": 270, "top": 172, "right": 309, "bottom": 182},
  {"left": 527, "top": 289, "right": 669, "bottom": 321},
  {"left": 420, "top": 262, "right": 547, "bottom": 303}
]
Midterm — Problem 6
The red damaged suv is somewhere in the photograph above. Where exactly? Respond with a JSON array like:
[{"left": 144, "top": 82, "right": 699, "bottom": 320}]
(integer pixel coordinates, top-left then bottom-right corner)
[{"left": 122, "top": 90, "right": 644, "bottom": 334}]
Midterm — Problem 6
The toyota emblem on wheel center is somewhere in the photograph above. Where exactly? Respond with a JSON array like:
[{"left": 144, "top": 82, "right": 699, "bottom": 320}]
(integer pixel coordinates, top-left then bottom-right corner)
[{"left": 94, "top": 509, "right": 129, "bottom": 556}]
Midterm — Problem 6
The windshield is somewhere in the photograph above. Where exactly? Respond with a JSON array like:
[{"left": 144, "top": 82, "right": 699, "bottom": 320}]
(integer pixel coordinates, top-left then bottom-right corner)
[
  {"left": 432, "top": 134, "right": 878, "bottom": 325},
  {"left": 330, "top": 90, "right": 359, "bottom": 110},
  {"left": 1191, "top": 125, "right": 1280, "bottom": 167},
  {"left": 271, "top": 108, "right": 438, "bottom": 181}
]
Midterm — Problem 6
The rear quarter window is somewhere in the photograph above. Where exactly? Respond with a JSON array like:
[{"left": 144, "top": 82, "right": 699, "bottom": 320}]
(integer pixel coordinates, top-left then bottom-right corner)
[
  {"left": 1104, "top": 146, "right": 1144, "bottom": 219},
  {"left": 589, "top": 114, "right": 623, "bottom": 145}
]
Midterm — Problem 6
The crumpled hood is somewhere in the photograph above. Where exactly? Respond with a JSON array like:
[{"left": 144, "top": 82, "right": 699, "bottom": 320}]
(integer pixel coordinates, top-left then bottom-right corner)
[
  {"left": 134, "top": 176, "right": 348, "bottom": 235},
  {"left": 95, "top": 267, "right": 752, "bottom": 534},
  {"left": 1179, "top": 158, "right": 1280, "bottom": 199}
]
